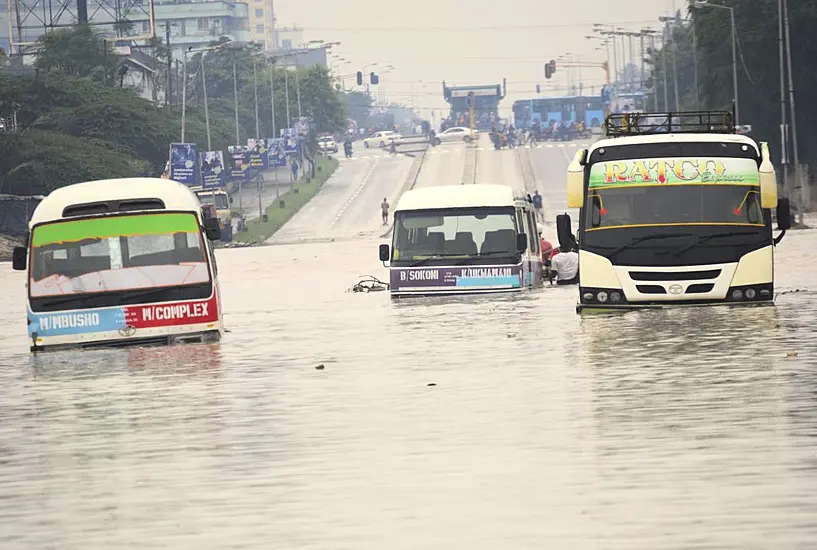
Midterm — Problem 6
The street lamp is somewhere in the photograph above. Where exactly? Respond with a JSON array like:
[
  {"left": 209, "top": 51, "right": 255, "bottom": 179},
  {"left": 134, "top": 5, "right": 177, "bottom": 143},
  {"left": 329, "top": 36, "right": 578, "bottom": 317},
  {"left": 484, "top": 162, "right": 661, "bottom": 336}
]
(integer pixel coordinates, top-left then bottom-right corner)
[
  {"left": 181, "top": 41, "right": 231, "bottom": 148},
  {"left": 694, "top": 0, "right": 739, "bottom": 124}
]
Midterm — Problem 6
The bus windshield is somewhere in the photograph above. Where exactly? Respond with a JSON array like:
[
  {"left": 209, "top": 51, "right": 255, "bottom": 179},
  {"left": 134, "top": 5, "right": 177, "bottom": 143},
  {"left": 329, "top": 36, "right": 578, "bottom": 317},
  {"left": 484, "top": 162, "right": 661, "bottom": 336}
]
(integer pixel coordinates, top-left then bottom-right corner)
[
  {"left": 29, "top": 212, "right": 209, "bottom": 298},
  {"left": 393, "top": 207, "right": 517, "bottom": 261},
  {"left": 585, "top": 157, "right": 765, "bottom": 231}
]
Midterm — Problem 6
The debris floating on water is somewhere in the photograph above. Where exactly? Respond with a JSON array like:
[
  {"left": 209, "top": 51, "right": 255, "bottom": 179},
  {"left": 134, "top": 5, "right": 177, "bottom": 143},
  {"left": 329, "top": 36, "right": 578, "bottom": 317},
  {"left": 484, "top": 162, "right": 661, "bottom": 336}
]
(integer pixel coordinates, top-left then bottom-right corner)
[{"left": 315, "top": 364, "right": 325, "bottom": 370}]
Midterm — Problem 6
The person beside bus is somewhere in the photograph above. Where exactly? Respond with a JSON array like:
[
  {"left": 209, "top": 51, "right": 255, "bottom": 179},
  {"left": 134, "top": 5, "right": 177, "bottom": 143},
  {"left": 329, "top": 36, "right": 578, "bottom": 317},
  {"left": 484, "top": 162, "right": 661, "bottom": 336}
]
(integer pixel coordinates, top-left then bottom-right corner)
[
  {"left": 550, "top": 246, "right": 579, "bottom": 285},
  {"left": 532, "top": 190, "right": 544, "bottom": 222}
]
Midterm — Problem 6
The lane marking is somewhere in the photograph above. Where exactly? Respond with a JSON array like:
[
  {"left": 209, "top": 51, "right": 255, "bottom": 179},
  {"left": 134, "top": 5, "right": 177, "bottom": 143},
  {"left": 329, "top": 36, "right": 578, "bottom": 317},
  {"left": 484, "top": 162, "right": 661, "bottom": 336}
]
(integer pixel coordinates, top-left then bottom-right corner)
[{"left": 329, "top": 159, "right": 378, "bottom": 228}]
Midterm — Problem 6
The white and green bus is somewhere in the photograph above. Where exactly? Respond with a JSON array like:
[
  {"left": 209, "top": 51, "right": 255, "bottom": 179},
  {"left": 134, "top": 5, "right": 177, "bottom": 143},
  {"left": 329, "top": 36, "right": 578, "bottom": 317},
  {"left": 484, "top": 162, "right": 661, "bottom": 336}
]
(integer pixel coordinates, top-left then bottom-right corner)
[{"left": 557, "top": 111, "right": 792, "bottom": 313}]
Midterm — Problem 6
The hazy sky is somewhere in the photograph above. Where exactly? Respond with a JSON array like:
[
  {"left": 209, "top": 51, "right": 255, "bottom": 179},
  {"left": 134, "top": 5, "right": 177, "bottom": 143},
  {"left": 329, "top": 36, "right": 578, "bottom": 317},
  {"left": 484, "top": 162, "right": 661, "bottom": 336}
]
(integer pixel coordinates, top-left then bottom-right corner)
[{"left": 275, "top": 0, "right": 683, "bottom": 116}]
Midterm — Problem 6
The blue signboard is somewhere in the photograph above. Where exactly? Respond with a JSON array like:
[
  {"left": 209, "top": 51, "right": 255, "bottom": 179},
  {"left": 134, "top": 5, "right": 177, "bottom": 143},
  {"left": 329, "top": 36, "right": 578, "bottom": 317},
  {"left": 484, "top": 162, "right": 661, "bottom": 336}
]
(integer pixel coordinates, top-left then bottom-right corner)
[
  {"left": 169, "top": 143, "right": 198, "bottom": 186},
  {"left": 267, "top": 138, "right": 287, "bottom": 167},
  {"left": 247, "top": 138, "right": 270, "bottom": 170},
  {"left": 227, "top": 145, "right": 251, "bottom": 181},
  {"left": 199, "top": 150, "right": 226, "bottom": 188}
]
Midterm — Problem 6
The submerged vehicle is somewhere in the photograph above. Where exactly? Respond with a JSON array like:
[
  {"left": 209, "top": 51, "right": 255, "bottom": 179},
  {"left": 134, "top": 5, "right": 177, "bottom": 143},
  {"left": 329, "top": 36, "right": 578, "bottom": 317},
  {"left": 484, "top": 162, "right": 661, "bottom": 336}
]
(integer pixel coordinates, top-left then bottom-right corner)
[
  {"left": 191, "top": 186, "right": 233, "bottom": 242},
  {"left": 559, "top": 111, "right": 792, "bottom": 313},
  {"left": 378, "top": 184, "right": 543, "bottom": 297},
  {"left": 12, "top": 178, "right": 226, "bottom": 351}
]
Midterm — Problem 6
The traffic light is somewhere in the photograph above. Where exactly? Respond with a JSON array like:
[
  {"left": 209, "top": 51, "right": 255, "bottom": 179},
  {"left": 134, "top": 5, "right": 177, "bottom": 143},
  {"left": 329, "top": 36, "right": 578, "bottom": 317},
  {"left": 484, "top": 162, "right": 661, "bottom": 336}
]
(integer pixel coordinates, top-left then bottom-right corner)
[
  {"left": 545, "top": 60, "right": 556, "bottom": 79},
  {"left": 370, "top": 72, "right": 379, "bottom": 85},
  {"left": 467, "top": 91, "right": 475, "bottom": 108},
  {"left": 356, "top": 71, "right": 363, "bottom": 86},
  {"left": 536, "top": 84, "right": 541, "bottom": 94}
]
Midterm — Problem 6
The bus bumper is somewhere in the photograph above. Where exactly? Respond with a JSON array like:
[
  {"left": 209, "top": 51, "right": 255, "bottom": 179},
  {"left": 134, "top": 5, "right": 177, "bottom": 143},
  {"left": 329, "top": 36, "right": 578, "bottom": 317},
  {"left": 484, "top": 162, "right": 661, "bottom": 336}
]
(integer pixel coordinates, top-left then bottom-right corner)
[
  {"left": 30, "top": 329, "right": 222, "bottom": 353},
  {"left": 576, "top": 299, "right": 775, "bottom": 314}
]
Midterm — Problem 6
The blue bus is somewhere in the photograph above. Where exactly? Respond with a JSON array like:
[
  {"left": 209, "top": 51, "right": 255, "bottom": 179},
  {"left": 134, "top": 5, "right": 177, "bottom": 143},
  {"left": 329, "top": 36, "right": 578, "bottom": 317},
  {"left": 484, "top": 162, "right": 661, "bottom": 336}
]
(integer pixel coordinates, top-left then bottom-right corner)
[{"left": 512, "top": 91, "right": 647, "bottom": 129}]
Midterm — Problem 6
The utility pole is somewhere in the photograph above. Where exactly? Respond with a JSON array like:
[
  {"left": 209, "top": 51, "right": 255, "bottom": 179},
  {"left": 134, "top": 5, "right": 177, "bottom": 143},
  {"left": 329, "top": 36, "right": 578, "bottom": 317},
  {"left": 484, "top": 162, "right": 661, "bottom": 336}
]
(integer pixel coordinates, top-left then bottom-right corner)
[
  {"left": 778, "top": 0, "right": 789, "bottom": 200},
  {"left": 692, "top": 21, "right": 700, "bottom": 110},
  {"left": 232, "top": 58, "right": 240, "bottom": 145},
  {"left": 284, "top": 58, "right": 291, "bottom": 128},
  {"left": 181, "top": 50, "right": 188, "bottom": 142},
  {"left": 201, "top": 52, "right": 212, "bottom": 150},
  {"left": 782, "top": 0, "right": 803, "bottom": 225},
  {"left": 165, "top": 22, "right": 172, "bottom": 107},
  {"left": 270, "top": 61, "right": 277, "bottom": 138},
  {"left": 253, "top": 56, "right": 260, "bottom": 139}
]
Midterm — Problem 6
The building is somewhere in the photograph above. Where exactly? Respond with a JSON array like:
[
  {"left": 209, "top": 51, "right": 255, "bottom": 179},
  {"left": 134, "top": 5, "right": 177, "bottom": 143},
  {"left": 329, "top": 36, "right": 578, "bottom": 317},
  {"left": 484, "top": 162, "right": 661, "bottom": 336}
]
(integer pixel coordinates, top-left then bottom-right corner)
[
  {"left": 274, "top": 25, "right": 302, "bottom": 50},
  {"left": 247, "top": 0, "right": 275, "bottom": 49},
  {"left": 154, "top": 0, "right": 250, "bottom": 61}
]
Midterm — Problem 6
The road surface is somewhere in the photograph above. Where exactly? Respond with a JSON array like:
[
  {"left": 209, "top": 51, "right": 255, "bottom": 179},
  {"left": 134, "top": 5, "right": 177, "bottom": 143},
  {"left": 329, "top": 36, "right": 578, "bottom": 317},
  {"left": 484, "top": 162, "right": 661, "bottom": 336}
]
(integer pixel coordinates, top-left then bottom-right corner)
[{"left": 267, "top": 147, "right": 414, "bottom": 245}]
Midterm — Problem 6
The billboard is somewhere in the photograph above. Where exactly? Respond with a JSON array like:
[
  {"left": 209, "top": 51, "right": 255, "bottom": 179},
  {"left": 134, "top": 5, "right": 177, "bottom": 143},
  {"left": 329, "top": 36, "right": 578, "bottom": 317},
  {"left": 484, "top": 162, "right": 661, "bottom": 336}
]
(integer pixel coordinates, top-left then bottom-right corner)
[
  {"left": 199, "top": 150, "right": 226, "bottom": 188},
  {"left": 169, "top": 143, "right": 197, "bottom": 186}
]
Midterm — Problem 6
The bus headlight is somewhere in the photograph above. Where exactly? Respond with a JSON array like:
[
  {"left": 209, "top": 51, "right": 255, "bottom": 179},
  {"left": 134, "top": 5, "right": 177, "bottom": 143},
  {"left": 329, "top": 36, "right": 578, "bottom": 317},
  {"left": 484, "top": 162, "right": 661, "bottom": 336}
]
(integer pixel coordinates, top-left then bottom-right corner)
[
  {"left": 580, "top": 287, "right": 629, "bottom": 305},
  {"left": 726, "top": 284, "right": 773, "bottom": 302}
]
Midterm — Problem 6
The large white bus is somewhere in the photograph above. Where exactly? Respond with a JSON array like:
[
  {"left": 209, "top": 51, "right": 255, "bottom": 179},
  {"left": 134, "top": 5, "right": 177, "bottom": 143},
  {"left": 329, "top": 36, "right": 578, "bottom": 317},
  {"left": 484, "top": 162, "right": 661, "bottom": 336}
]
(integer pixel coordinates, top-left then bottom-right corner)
[
  {"left": 11, "top": 178, "right": 226, "bottom": 351},
  {"left": 558, "top": 111, "right": 793, "bottom": 313},
  {"left": 379, "top": 184, "right": 544, "bottom": 297}
]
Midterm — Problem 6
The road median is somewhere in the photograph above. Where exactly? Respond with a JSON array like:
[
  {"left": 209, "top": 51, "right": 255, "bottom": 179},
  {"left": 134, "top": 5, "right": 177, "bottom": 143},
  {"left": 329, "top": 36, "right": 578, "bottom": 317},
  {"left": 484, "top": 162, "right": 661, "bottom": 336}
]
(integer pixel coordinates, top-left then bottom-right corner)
[{"left": 231, "top": 156, "right": 339, "bottom": 245}]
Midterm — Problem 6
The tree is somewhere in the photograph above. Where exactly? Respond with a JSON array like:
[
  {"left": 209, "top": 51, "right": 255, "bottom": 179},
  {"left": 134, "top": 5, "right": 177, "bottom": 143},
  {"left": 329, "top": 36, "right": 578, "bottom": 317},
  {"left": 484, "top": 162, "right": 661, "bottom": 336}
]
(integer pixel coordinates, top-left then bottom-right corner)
[
  {"left": 35, "top": 24, "right": 116, "bottom": 81},
  {"left": 647, "top": 1, "right": 817, "bottom": 168},
  {"left": 187, "top": 43, "right": 347, "bottom": 140},
  {"left": 343, "top": 90, "right": 373, "bottom": 127}
]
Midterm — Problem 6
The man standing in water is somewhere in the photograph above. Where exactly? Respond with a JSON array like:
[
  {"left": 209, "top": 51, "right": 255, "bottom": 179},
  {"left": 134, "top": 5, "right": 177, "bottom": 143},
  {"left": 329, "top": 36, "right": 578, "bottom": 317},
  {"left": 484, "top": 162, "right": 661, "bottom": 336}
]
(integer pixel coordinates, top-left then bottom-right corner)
[
  {"left": 532, "top": 190, "right": 544, "bottom": 222},
  {"left": 550, "top": 246, "right": 579, "bottom": 285},
  {"left": 381, "top": 198, "right": 390, "bottom": 225}
]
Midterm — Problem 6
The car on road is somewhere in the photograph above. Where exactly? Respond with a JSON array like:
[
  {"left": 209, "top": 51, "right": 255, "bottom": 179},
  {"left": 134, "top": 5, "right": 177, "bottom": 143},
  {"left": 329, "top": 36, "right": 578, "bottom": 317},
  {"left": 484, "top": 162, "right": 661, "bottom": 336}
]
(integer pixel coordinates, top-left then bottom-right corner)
[
  {"left": 363, "top": 131, "right": 401, "bottom": 149},
  {"left": 318, "top": 136, "right": 338, "bottom": 154},
  {"left": 433, "top": 127, "right": 476, "bottom": 145}
]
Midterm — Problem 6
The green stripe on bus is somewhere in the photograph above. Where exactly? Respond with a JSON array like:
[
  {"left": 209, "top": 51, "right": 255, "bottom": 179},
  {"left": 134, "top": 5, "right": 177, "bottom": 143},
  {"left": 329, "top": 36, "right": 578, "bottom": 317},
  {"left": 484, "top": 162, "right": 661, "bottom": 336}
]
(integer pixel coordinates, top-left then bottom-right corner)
[{"left": 32, "top": 213, "right": 199, "bottom": 247}]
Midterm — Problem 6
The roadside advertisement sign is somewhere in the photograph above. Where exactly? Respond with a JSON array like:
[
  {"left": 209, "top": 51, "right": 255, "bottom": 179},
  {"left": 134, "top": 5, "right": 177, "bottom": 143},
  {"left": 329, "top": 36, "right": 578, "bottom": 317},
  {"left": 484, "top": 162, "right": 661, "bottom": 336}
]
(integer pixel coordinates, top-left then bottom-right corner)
[
  {"left": 199, "top": 150, "right": 226, "bottom": 188},
  {"left": 267, "top": 138, "right": 287, "bottom": 167},
  {"left": 227, "top": 145, "right": 251, "bottom": 181},
  {"left": 247, "top": 138, "right": 270, "bottom": 170},
  {"left": 169, "top": 143, "right": 197, "bottom": 186}
]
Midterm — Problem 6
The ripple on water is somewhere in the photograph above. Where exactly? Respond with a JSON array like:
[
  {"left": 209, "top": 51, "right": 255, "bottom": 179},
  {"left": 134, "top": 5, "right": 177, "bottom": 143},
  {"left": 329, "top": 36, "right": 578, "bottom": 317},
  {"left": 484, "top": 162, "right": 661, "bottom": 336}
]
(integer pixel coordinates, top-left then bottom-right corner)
[{"left": 0, "top": 230, "right": 816, "bottom": 549}]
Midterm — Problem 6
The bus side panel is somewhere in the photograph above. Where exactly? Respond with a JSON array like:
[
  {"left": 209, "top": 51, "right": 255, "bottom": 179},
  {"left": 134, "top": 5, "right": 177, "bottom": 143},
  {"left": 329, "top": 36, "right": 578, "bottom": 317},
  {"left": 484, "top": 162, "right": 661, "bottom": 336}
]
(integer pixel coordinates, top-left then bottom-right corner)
[{"left": 27, "top": 294, "right": 222, "bottom": 348}]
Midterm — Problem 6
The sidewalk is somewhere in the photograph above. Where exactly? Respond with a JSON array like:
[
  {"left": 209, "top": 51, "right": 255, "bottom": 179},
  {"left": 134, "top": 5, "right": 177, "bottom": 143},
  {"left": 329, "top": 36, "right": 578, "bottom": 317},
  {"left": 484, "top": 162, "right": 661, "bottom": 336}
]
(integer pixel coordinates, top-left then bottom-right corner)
[{"left": 229, "top": 165, "right": 297, "bottom": 232}]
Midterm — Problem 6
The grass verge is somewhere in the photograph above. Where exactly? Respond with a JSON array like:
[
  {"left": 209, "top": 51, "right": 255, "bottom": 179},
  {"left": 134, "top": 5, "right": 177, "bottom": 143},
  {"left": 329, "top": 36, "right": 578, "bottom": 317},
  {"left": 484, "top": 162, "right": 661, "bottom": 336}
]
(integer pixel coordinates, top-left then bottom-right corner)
[{"left": 232, "top": 155, "right": 339, "bottom": 245}]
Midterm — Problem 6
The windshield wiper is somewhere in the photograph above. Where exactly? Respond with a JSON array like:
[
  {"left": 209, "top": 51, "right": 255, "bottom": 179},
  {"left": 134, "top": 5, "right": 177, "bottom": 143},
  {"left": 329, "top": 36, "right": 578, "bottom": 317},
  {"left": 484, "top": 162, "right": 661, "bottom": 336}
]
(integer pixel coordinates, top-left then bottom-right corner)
[
  {"left": 409, "top": 254, "right": 471, "bottom": 267},
  {"left": 608, "top": 233, "right": 695, "bottom": 260},
  {"left": 673, "top": 231, "right": 760, "bottom": 256},
  {"left": 40, "top": 287, "right": 167, "bottom": 309}
]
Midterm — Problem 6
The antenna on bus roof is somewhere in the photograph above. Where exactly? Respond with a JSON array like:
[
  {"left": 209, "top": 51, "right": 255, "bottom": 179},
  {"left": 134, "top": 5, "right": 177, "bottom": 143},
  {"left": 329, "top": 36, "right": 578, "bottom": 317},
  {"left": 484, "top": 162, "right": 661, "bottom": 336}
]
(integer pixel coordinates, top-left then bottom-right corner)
[{"left": 603, "top": 111, "right": 735, "bottom": 138}]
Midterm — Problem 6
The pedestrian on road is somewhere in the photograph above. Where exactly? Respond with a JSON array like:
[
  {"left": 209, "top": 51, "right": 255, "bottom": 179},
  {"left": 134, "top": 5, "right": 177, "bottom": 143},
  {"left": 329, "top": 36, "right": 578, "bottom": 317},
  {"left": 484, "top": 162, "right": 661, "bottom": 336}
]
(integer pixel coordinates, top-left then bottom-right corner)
[
  {"left": 389, "top": 139, "right": 397, "bottom": 156},
  {"left": 381, "top": 198, "right": 390, "bottom": 226},
  {"left": 290, "top": 159, "right": 299, "bottom": 183},
  {"left": 532, "top": 190, "right": 544, "bottom": 222}
]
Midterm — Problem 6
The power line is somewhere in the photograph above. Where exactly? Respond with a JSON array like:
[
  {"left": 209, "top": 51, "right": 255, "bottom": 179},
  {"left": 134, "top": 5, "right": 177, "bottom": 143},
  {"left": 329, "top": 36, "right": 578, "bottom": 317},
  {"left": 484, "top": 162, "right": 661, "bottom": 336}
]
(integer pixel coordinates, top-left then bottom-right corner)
[{"left": 307, "top": 20, "right": 664, "bottom": 32}]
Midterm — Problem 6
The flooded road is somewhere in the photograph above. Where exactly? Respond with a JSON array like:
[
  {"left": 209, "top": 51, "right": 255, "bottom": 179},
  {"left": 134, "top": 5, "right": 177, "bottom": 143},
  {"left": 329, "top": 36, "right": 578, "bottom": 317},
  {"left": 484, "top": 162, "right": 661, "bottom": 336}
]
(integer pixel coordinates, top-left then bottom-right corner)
[{"left": 1, "top": 142, "right": 816, "bottom": 549}]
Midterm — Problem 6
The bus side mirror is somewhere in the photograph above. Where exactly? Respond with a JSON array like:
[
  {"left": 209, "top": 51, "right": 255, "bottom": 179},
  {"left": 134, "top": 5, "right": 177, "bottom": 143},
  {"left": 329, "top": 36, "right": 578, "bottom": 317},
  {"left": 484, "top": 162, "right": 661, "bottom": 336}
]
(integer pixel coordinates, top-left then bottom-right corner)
[
  {"left": 556, "top": 213, "right": 575, "bottom": 250},
  {"left": 777, "top": 197, "right": 792, "bottom": 231},
  {"left": 758, "top": 142, "right": 778, "bottom": 208},
  {"left": 567, "top": 149, "right": 586, "bottom": 208},
  {"left": 379, "top": 244, "right": 390, "bottom": 262},
  {"left": 516, "top": 233, "right": 528, "bottom": 252},
  {"left": 204, "top": 218, "right": 221, "bottom": 241},
  {"left": 12, "top": 246, "right": 27, "bottom": 271}
]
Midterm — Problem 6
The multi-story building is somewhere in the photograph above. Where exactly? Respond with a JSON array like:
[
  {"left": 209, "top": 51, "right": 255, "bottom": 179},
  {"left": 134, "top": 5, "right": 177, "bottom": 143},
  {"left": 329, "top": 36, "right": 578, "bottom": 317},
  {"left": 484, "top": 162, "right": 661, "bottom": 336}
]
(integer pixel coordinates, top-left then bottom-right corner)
[
  {"left": 153, "top": 0, "right": 251, "bottom": 61},
  {"left": 247, "top": 0, "right": 275, "bottom": 48}
]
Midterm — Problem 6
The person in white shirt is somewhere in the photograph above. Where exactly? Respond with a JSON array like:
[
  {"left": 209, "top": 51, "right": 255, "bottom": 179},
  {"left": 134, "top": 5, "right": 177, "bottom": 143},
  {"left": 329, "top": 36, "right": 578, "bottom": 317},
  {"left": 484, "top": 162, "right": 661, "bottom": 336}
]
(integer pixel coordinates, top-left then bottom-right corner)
[{"left": 551, "top": 247, "right": 579, "bottom": 285}]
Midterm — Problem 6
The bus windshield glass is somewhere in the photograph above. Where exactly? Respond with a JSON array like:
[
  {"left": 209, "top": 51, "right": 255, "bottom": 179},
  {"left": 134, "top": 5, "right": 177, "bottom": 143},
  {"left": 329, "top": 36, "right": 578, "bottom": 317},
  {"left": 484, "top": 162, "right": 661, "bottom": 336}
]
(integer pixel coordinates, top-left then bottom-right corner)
[
  {"left": 393, "top": 207, "right": 517, "bottom": 261},
  {"left": 29, "top": 212, "right": 209, "bottom": 297},
  {"left": 585, "top": 157, "right": 764, "bottom": 231}
]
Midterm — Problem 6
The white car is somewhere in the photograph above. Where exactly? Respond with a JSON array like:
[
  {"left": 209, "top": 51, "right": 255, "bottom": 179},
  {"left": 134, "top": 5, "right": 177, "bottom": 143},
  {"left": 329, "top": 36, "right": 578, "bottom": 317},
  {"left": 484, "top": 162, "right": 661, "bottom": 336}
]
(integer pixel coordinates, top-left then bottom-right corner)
[
  {"left": 363, "top": 131, "right": 402, "bottom": 149},
  {"left": 433, "top": 127, "right": 476, "bottom": 145},
  {"left": 318, "top": 136, "right": 338, "bottom": 153}
]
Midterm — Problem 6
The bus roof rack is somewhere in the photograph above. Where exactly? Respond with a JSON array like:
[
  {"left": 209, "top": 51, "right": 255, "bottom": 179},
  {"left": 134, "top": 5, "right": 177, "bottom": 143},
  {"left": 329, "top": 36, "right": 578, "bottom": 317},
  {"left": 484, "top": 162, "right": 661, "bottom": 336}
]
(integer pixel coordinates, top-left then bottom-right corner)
[{"left": 604, "top": 111, "right": 735, "bottom": 137}]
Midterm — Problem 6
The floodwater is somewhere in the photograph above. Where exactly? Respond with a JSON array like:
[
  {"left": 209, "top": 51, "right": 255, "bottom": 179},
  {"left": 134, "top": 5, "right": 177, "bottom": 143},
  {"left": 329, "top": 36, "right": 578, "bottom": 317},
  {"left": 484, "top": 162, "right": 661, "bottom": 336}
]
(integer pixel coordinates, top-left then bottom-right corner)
[{"left": 1, "top": 140, "right": 816, "bottom": 549}]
